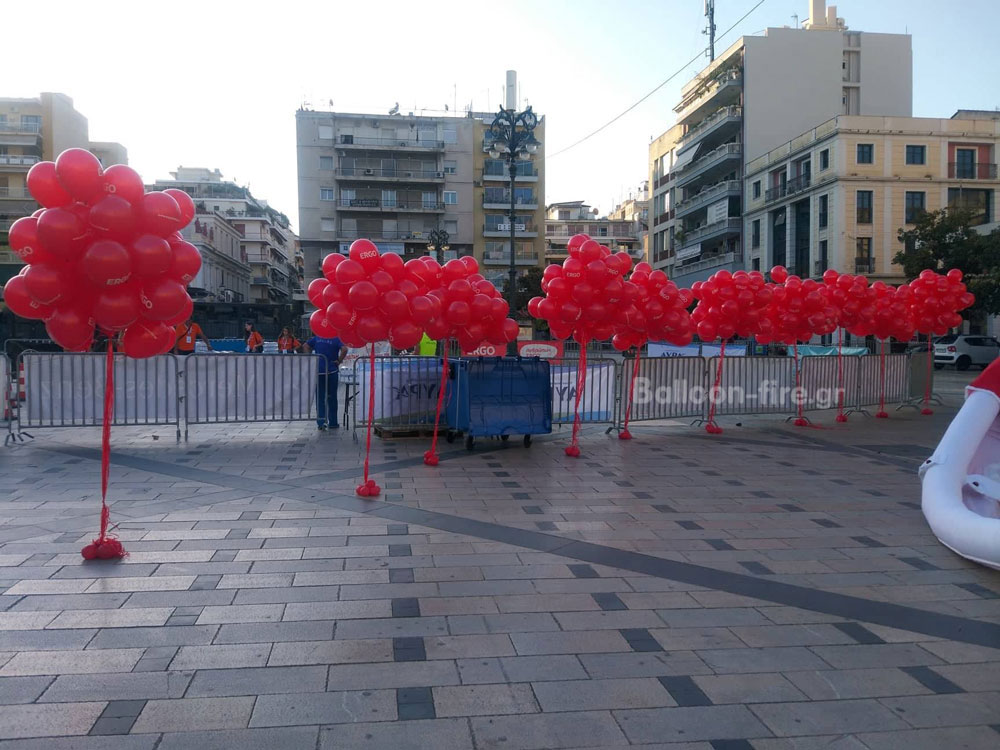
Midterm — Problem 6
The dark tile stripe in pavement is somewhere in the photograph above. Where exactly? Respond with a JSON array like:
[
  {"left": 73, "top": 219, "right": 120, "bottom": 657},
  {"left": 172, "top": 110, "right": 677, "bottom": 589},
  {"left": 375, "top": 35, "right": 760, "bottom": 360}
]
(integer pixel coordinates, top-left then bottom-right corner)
[
  {"left": 831, "top": 622, "right": 885, "bottom": 645},
  {"left": 900, "top": 666, "right": 964, "bottom": 694},
  {"left": 657, "top": 676, "right": 712, "bottom": 707},
  {"left": 40, "top": 442, "right": 1000, "bottom": 651}
]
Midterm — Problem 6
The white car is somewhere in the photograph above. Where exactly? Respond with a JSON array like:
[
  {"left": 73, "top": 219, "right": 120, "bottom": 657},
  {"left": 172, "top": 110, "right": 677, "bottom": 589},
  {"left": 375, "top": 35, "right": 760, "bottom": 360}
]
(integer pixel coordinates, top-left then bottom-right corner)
[{"left": 934, "top": 335, "right": 1000, "bottom": 371}]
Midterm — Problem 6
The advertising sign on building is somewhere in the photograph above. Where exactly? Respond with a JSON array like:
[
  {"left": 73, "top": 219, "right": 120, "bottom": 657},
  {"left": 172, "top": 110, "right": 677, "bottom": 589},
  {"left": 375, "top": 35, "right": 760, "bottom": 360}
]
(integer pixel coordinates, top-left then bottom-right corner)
[{"left": 707, "top": 198, "right": 729, "bottom": 224}]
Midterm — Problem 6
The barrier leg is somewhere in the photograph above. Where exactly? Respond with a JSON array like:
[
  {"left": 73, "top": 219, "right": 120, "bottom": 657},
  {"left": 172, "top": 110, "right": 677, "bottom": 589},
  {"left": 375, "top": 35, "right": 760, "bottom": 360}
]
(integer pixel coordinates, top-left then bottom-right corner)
[{"left": 786, "top": 343, "right": 811, "bottom": 426}]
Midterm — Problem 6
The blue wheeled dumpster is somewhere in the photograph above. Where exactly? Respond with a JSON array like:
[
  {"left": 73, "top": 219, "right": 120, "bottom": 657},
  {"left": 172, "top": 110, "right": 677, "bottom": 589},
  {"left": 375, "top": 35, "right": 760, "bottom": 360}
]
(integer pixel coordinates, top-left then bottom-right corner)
[{"left": 445, "top": 356, "right": 552, "bottom": 450}]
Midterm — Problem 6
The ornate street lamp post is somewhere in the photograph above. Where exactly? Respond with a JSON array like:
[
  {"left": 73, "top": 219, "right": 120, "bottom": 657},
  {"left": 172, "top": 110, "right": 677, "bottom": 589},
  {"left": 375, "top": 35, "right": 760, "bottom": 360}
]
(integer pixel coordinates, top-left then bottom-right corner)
[
  {"left": 487, "top": 106, "right": 540, "bottom": 354},
  {"left": 426, "top": 228, "right": 450, "bottom": 262}
]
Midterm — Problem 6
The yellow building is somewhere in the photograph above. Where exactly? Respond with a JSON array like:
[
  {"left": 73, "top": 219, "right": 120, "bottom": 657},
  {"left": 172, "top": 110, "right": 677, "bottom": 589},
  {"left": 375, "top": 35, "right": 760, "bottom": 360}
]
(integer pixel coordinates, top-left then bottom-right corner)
[
  {"left": 743, "top": 112, "right": 1000, "bottom": 283},
  {"left": 0, "top": 92, "right": 127, "bottom": 281}
]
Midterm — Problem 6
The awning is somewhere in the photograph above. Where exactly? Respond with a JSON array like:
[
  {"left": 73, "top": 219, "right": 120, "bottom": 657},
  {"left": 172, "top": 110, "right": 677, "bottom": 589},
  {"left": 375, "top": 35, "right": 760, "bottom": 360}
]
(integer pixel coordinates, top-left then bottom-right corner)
[
  {"left": 675, "top": 243, "right": 701, "bottom": 262},
  {"left": 671, "top": 144, "right": 700, "bottom": 173}
]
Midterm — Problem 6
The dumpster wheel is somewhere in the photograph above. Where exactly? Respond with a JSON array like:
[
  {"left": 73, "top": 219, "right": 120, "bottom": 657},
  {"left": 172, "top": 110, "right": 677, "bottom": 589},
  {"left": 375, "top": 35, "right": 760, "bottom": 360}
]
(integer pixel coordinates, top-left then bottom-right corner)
[
  {"left": 465, "top": 435, "right": 475, "bottom": 451},
  {"left": 523, "top": 434, "right": 532, "bottom": 448},
  {"left": 445, "top": 430, "right": 456, "bottom": 444},
  {"left": 500, "top": 434, "right": 509, "bottom": 442}
]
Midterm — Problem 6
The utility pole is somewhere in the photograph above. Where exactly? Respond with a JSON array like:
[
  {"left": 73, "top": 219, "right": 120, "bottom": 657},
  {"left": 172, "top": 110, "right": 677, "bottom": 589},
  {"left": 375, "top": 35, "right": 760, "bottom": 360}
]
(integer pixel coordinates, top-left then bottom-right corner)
[{"left": 704, "top": 0, "right": 717, "bottom": 61}]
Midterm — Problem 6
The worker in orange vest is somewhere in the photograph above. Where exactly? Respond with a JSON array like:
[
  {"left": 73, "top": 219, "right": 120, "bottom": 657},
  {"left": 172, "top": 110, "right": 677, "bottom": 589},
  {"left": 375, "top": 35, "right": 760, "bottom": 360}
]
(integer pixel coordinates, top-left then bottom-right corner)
[{"left": 244, "top": 322, "right": 264, "bottom": 353}]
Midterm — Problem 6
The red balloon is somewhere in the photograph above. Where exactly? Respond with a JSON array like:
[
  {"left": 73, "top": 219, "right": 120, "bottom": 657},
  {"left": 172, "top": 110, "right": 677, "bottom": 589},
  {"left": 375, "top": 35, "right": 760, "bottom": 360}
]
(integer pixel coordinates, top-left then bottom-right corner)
[
  {"left": 8, "top": 217, "right": 55, "bottom": 265},
  {"left": 46, "top": 307, "right": 95, "bottom": 350},
  {"left": 446, "top": 300, "right": 471, "bottom": 326},
  {"left": 356, "top": 314, "right": 389, "bottom": 343},
  {"left": 140, "top": 192, "right": 182, "bottom": 237},
  {"left": 425, "top": 317, "right": 450, "bottom": 340},
  {"left": 491, "top": 297, "right": 509, "bottom": 319},
  {"left": 566, "top": 234, "right": 590, "bottom": 255},
  {"left": 770, "top": 265, "right": 788, "bottom": 283},
  {"left": 89, "top": 195, "right": 137, "bottom": 238},
  {"left": 121, "top": 321, "right": 172, "bottom": 358},
  {"left": 502, "top": 318, "right": 519, "bottom": 342},
  {"left": 162, "top": 294, "right": 194, "bottom": 327},
  {"left": 460, "top": 255, "right": 480, "bottom": 275},
  {"left": 349, "top": 239, "right": 381, "bottom": 273},
  {"left": 380, "top": 251, "right": 405, "bottom": 279},
  {"left": 321, "top": 252, "right": 344, "bottom": 281},
  {"left": 379, "top": 290, "right": 410, "bottom": 321},
  {"left": 308, "top": 277, "right": 329, "bottom": 306},
  {"left": 442, "top": 258, "right": 466, "bottom": 283},
  {"left": 335, "top": 259, "right": 366, "bottom": 285},
  {"left": 348, "top": 280, "right": 378, "bottom": 310},
  {"left": 55, "top": 148, "right": 104, "bottom": 202},
  {"left": 23, "top": 264, "right": 67, "bottom": 305},
  {"left": 370, "top": 269, "right": 394, "bottom": 295},
  {"left": 162, "top": 189, "right": 195, "bottom": 227},
  {"left": 326, "top": 300, "right": 354, "bottom": 328},
  {"left": 101, "top": 164, "right": 145, "bottom": 205},
  {"left": 579, "top": 240, "right": 604, "bottom": 263},
  {"left": 168, "top": 240, "right": 202, "bottom": 283},
  {"left": 2, "top": 275, "right": 54, "bottom": 320},
  {"left": 309, "top": 310, "right": 337, "bottom": 337},
  {"left": 389, "top": 320, "right": 422, "bottom": 350},
  {"left": 321, "top": 282, "right": 343, "bottom": 307},
  {"left": 140, "top": 279, "right": 188, "bottom": 321},
  {"left": 26, "top": 161, "right": 73, "bottom": 207},
  {"left": 129, "top": 235, "right": 172, "bottom": 277},
  {"left": 447, "top": 279, "right": 474, "bottom": 304},
  {"left": 36, "top": 207, "right": 86, "bottom": 260},
  {"left": 94, "top": 290, "right": 141, "bottom": 331},
  {"left": 82, "top": 240, "right": 132, "bottom": 287}
]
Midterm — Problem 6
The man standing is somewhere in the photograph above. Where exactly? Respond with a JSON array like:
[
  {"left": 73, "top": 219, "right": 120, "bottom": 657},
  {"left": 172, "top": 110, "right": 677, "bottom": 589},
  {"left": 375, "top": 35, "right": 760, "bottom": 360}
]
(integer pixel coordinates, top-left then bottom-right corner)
[
  {"left": 303, "top": 333, "right": 346, "bottom": 429},
  {"left": 174, "top": 318, "right": 213, "bottom": 355}
]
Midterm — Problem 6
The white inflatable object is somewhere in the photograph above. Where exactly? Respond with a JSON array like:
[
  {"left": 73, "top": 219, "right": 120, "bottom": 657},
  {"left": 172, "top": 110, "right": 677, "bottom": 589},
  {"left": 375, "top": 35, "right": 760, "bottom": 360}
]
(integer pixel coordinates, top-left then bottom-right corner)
[{"left": 920, "top": 361, "right": 1000, "bottom": 570}]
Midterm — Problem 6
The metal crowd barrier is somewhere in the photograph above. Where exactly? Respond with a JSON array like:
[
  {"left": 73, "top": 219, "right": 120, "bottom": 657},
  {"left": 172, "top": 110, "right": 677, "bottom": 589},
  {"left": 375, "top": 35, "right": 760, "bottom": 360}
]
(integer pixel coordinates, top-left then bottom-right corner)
[
  {"left": 799, "top": 354, "right": 862, "bottom": 413},
  {"left": 0, "top": 355, "right": 9, "bottom": 424},
  {"left": 852, "top": 352, "right": 909, "bottom": 411},
  {"left": 352, "top": 355, "right": 444, "bottom": 433},
  {"left": 12, "top": 352, "right": 181, "bottom": 441},
  {"left": 549, "top": 357, "right": 617, "bottom": 426},
  {"left": 616, "top": 356, "right": 708, "bottom": 426},
  {"left": 182, "top": 353, "right": 324, "bottom": 438},
  {"left": 705, "top": 355, "right": 797, "bottom": 417}
]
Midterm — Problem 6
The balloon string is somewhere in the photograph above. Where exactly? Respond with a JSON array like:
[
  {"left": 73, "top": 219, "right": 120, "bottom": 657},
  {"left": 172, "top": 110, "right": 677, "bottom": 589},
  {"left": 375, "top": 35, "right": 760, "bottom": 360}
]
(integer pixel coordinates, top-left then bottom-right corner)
[
  {"left": 428, "top": 343, "right": 450, "bottom": 457},
  {"left": 707, "top": 341, "right": 726, "bottom": 426},
  {"left": 622, "top": 348, "right": 641, "bottom": 433},
  {"left": 570, "top": 346, "right": 587, "bottom": 450},
  {"left": 879, "top": 339, "right": 887, "bottom": 414},
  {"left": 100, "top": 337, "right": 114, "bottom": 541},
  {"left": 794, "top": 342, "right": 803, "bottom": 421},
  {"left": 836, "top": 328, "right": 845, "bottom": 418},
  {"left": 363, "top": 347, "right": 376, "bottom": 483}
]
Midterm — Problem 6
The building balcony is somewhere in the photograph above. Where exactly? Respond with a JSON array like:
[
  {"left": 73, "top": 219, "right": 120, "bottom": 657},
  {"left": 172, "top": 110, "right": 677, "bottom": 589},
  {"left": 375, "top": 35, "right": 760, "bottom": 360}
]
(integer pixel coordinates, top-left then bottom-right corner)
[
  {"left": 678, "top": 216, "right": 741, "bottom": 246},
  {"left": 855, "top": 257, "right": 874, "bottom": 274},
  {"left": 482, "top": 167, "right": 539, "bottom": 182},
  {"left": 336, "top": 198, "right": 444, "bottom": 212},
  {"left": 765, "top": 173, "right": 812, "bottom": 203},
  {"left": 0, "top": 187, "right": 32, "bottom": 199},
  {"left": 670, "top": 250, "right": 742, "bottom": 275},
  {"left": 338, "top": 135, "right": 444, "bottom": 150},
  {"left": 675, "top": 180, "right": 741, "bottom": 219},
  {"left": 674, "top": 143, "right": 741, "bottom": 189},
  {"left": 482, "top": 195, "right": 538, "bottom": 210},
  {"left": 674, "top": 70, "right": 743, "bottom": 127},
  {"left": 337, "top": 229, "right": 436, "bottom": 242},
  {"left": 0, "top": 154, "right": 40, "bottom": 169},
  {"left": 677, "top": 106, "right": 742, "bottom": 151},
  {"left": 948, "top": 162, "right": 998, "bottom": 180},
  {"left": 0, "top": 121, "right": 41, "bottom": 134},
  {"left": 251, "top": 276, "right": 269, "bottom": 285},
  {"left": 482, "top": 251, "right": 539, "bottom": 266},
  {"left": 335, "top": 167, "right": 445, "bottom": 182},
  {"left": 483, "top": 223, "right": 538, "bottom": 238},
  {"left": 652, "top": 209, "right": 674, "bottom": 227}
]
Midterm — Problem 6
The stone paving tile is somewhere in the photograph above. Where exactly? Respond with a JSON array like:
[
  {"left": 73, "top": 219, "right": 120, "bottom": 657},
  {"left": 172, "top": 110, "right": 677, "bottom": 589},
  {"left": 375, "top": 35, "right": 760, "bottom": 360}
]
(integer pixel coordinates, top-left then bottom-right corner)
[
  {"left": 433, "top": 683, "right": 539, "bottom": 717},
  {"left": 267, "top": 638, "right": 393, "bottom": 666},
  {"left": 749, "top": 698, "right": 912, "bottom": 736},
  {"left": 616, "top": 705, "right": 771, "bottom": 744},
  {"left": 186, "top": 665, "right": 327, "bottom": 697},
  {"left": 856, "top": 726, "right": 1000, "bottom": 750},
  {"left": 470, "top": 710, "right": 628, "bottom": 749},
  {"left": 0, "top": 649, "right": 144, "bottom": 676},
  {"left": 532, "top": 677, "right": 676, "bottom": 711},
  {"left": 249, "top": 689, "right": 396, "bottom": 726},
  {"left": 170, "top": 644, "right": 271, "bottom": 670},
  {"left": 130, "top": 696, "right": 255, "bottom": 733},
  {"left": 0, "top": 701, "right": 105, "bottom": 739},
  {"left": 38, "top": 671, "right": 192, "bottom": 702},
  {"left": 317, "top": 717, "right": 472, "bottom": 750}
]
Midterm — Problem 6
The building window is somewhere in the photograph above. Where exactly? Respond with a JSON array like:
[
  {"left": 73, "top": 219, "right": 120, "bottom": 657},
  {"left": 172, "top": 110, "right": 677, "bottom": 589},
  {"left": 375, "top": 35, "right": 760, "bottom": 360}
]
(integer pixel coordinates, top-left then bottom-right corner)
[
  {"left": 905, "top": 191, "right": 926, "bottom": 223},
  {"left": 752, "top": 181, "right": 761, "bottom": 199},
  {"left": 318, "top": 125, "right": 334, "bottom": 140},
  {"left": 819, "top": 240, "right": 828, "bottom": 272},
  {"left": 320, "top": 188, "right": 335, "bottom": 201},
  {"left": 819, "top": 194, "right": 828, "bottom": 228},
  {"left": 442, "top": 127, "right": 457, "bottom": 144},
  {"left": 856, "top": 190, "right": 873, "bottom": 223},
  {"left": 444, "top": 220, "right": 458, "bottom": 234},
  {"left": 855, "top": 237, "right": 873, "bottom": 273},
  {"left": 948, "top": 187, "right": 992, "bottom": 225},
  {"left": 319, "top": 156, "right": 333, "bottom": 170},
  {"left": 752, "top": 258, "right": 760, "bottom": 271},
  {"left": 443, "top": 191, "right": 457, "bottom": 205},
  {"left": 856, "top": 144, "right": 874, "bottom": 164},
  {"left": 905, "top": 145, "right": 926, "bottom": 165},
  {"left": 751, "top": 219, "right": 760, "bottom": 248},
  {"left": 320, "top": 219, "right": 336, "bottom": 232},
  {"left": 443, "top": 160, "right": 457, "bottom": 174},
  {"left": 820, "top": 149, "right": 829, "bottom": 170}
]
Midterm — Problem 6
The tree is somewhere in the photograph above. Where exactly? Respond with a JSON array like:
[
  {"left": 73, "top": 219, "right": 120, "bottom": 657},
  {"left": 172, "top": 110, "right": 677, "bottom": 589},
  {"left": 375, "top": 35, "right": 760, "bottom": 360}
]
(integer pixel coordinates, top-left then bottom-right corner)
[
  {"left": 502, "top": 266, "right": 546, "bottom": 330},
  {"left": 895, "top": 207, "right": 1000, "bottom": 315}
]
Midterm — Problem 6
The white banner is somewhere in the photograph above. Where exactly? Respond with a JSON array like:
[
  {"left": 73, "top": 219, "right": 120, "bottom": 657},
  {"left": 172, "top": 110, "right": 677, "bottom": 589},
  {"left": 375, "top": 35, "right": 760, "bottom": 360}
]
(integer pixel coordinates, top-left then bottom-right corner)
[
  {"left": 550, "top": 360, "right": 615, "bottom": 422},
  {"left": 356, "top": 357, "right": 443, "bottom": 425}
]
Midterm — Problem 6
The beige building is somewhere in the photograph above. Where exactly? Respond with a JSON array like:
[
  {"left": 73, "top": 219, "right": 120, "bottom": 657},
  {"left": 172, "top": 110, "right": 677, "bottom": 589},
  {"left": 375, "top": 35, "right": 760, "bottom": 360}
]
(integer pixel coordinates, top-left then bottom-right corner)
[
  {"left": 0, "top": 92, "right": 127, "bottom": 282},
  {"left": 607, "top": 182, "right": 649, "bottom": 262},
  {"left": 153, "top": 168, "right": 299, "bottom": 305},
  {"left": 296, "top": 85, "right": 544, "bottom": 292},
  {"left": 743, "top": 113, "right": 1000, "bottom": 284},
  {"left": 544, "top": 201, "right": 645, "bottom": 263},
  {"left": 648, "top": 0, "right": 911, "bottom": 285}
]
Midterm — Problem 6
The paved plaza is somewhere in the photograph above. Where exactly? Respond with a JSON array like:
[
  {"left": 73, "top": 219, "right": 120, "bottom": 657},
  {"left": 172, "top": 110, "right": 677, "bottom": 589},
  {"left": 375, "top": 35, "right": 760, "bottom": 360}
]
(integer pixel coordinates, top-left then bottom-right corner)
[{"left": 0, "top": 370, "right": 998, "bottom": 748}]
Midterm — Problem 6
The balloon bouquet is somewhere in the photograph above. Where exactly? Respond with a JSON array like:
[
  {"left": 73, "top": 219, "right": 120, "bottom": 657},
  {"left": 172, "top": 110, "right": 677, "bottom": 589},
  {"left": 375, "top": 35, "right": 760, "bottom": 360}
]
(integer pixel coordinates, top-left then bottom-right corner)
[
  {"left": 3, "top": 149, "right": 201, "bottom": 558},
  {"left": 530, "top": 234, "right": 633, "bottom": 456},
  {"left": 308, "top": 242, "right": 518, "bottom": 489}
]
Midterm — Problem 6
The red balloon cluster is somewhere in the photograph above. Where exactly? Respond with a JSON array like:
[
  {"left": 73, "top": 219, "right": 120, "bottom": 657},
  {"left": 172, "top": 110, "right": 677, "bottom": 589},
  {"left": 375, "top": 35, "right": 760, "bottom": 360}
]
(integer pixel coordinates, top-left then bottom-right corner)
[
  {"left": 691, "top": 269, "right": 773, "bottom": 342},
  {"left": 308, "top": 240, "right": 517, "bottom": 351},
  {"left": 908, "top": 269, "right": 974, "bottom": 335},
  {"left": 758, "top": 266, "right": 838, "bottom": 345},
  {"left": 611, "top": 262, "right": 694, "bottom": 351},
  {"left": 529, "top": 234, "right": 635, "bottom": 344},
  {"left": 3, "top": 149, "right": 200, "bottom": 357}
]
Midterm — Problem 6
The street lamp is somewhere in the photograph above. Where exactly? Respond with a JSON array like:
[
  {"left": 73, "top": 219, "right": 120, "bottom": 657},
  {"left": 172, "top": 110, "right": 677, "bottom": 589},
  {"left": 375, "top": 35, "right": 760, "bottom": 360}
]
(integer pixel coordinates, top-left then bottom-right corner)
[
  {"left": 426, "top": 228, "right": 450, "bottom": 262},
  {"left": 488, "top": 105, "right": 540, "bottom": 353}
]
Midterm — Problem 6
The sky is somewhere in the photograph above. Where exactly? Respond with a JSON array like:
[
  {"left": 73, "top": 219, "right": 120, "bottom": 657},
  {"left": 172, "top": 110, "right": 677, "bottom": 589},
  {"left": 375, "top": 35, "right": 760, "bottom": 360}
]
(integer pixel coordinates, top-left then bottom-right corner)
[{"left": 6, "top": 0, "right": 1000, "bottom": 232}]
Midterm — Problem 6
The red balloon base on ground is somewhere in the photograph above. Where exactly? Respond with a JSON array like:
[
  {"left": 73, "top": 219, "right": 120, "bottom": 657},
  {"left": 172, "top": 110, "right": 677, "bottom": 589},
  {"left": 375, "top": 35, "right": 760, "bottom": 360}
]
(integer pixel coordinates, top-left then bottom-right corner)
[
  {"left": 423, "top": 450, "right": 439, "bottom": 466},
  {"left": 835, "top": 414, "right": 848, "bottom": 423},
  {"left": 81, "top": 538, "right": 125, "bottom": 560},
  {"left": 875, "top": 411, "right": 889, "bottom": 419},
  {"left": 564, "top": 445, "right": 581, "bottom": 457},
  {"left": 705, "top": 423, "right": 723, "bottom": 435},
  {"left": 618, "top": 429, "right": 632, "bottom": 440},
  {"left": 921, "top": 408, "right": 934, "bottom": 415},
  {"left": 356, "top": 479, "right": 381, "bottom": 497},
  {"left": 793, "top": 418, "right": 808, "bottom": 427}
]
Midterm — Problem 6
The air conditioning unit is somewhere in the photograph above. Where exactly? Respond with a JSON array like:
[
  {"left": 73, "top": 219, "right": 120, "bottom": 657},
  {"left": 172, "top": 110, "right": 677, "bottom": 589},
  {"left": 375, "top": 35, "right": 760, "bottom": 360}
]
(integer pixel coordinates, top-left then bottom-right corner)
[
  {"left": 399, "top": 141, "right": 407, "bottom": 147},
  {"left": 436, "top": 171, "right": 444, "bottom": 178},
  {"left": 474, "top": 180, "right": 482, "bottom": 187},
  {"left": 364, "top": 168, "right": 374, "bottom": 176},
  {"left": 404, "top": 171, "right": 413, "bottom": 177}
]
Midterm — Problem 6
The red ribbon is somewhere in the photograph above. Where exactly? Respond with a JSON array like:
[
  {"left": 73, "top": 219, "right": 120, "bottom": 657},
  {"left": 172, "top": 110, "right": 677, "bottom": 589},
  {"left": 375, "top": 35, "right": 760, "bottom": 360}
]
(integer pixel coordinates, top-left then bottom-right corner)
[
  {"left": 565, "top": 346, "right": 587, "bottom": 456},
  {"left": 876, "top": 339, "right": 889, "bottom": 418},
  {"left": 356, "top": 346, "right": 381, "bottom": 496},
  {"left": 424, "top": 342, "right": 450, "bottom": 465},
  {"left": 705, "top": 341, "right": 726, "bottom": 433},
  {"left": 619, "top": 348, "right": 641, "bottom": 440},
  {"left": 922, "top": 334, "right": 934, "bottom": 415}
]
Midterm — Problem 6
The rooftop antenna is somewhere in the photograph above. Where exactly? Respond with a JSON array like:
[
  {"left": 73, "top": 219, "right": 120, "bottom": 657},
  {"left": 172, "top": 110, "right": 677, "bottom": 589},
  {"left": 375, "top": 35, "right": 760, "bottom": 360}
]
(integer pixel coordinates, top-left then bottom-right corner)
[
  {"left": 703, "top": 0, "right": 717, "bottom": 61},
  {"left": 791, "top": 13, "right": 798, "bottom": 27}
]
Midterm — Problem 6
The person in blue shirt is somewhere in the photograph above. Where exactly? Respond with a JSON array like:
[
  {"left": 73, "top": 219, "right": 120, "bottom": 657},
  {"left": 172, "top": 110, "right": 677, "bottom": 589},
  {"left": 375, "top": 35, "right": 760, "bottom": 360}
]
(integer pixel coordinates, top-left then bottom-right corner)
[{"left": 303, "top": 335, "right": 346, "bottom": 429}]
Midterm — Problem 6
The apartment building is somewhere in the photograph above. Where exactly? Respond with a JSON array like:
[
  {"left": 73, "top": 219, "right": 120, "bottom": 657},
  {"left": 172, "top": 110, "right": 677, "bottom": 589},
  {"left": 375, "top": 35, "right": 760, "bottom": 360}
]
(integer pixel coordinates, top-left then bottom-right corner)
[
  {"left": 544, "top": 201, "right": 645, "bottom": 263},
  {"left": 608, "top": 182, "right": 650, "bottom": 263},
  {"left": 648, "top": 0, "right": 911, "bottom": 285},
  {"left": 296, "top": 97, "right": 545, "bottom": 291},
  {"left": 0, "top": 92, "right": 127, "bottom": 283},
  {"left": 743, "top": 113, "right": 1000, "bottom": 284},
  {"left": 153, "top": 168, "right": 299, "bottom": 304}
]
